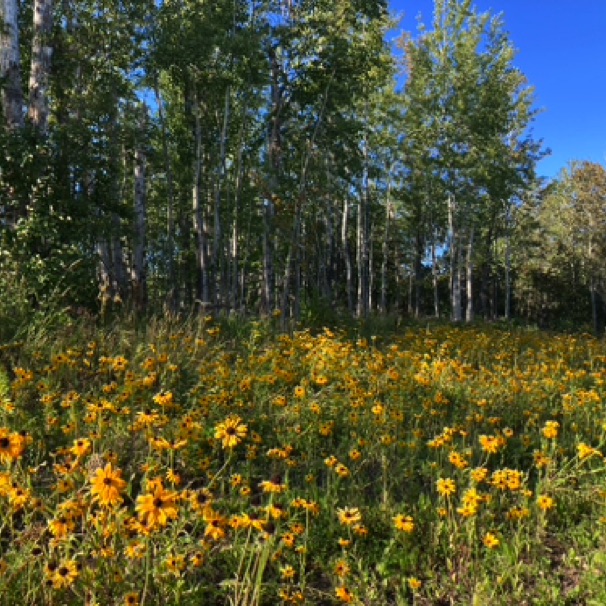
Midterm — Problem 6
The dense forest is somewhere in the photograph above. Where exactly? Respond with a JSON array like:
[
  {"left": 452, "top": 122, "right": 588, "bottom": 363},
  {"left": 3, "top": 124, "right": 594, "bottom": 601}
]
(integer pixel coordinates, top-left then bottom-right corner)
[{"left": 1, "top": 0, "right": 604, "bottom": 332}]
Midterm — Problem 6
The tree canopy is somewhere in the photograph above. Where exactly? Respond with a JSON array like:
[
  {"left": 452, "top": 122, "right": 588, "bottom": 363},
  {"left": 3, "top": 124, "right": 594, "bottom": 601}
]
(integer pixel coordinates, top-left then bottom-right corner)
[{"left": 0, "top": 0, "right": 600, "bottom": 331}]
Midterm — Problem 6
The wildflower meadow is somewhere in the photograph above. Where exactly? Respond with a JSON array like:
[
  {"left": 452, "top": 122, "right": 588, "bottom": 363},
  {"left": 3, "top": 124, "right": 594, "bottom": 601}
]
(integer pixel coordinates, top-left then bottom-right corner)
[{"left": 1, "top": 317, "right": 606, "bottom": 605}]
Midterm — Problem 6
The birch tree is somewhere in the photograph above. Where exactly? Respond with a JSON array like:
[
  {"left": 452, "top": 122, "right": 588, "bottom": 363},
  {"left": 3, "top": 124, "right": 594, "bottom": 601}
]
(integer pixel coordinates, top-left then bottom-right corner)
[
  {"left": 0, "top": 0, "right": 23, "bottom": 130},
  {"left": 400, "top": 0, "right": 541, "bottom": 321},
  {"left": 29, "top": 0, "right": 54, "bottom": 135}
]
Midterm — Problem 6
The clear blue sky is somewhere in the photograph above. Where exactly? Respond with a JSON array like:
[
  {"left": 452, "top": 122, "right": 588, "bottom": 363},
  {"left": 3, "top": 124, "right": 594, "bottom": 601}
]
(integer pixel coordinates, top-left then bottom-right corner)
[{"left": 388, "top": 1, "right": 606, "bottom": 180}]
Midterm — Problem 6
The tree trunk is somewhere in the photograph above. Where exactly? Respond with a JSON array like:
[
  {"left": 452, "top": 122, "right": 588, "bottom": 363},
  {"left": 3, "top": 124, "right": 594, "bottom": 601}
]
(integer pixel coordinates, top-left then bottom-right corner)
[
  {"left": 357, "top": 164, "right": 370, "bottom": 318},
  {"left": 504, "top": 209, "right": 512, "bottom": 320},
  {"left": 153, "top": 77, "right": 177, "bottom": 310},
  {"left": 111, "top": 213, "right": 128, "bottom": 299},
  {"left": 380, "top": 200, "right": 392, "bottom": 315},
  {"left": 213, "top": 86, "right": 230, "bottom": 309},
  {"left": 280, "top": 214, "right": 296, "bottom": 322},
  {"left": 448, "top": 193, "right": 462, "bottom": 322},
  {"left": 466, "top": 228, "right": 474, "bottom": 322},
  {"left": 414, "top": 231, "right": 424, "bottom": 318},
  {"left": 132, "top": 106, "right": 148, "bottom": 314},
  {"left": 28, "top": 0, "right": 53, "bottom": 135},
  {"left": 229, "top": 121, "right": 246, "bottom": 312},
  {"left": 191, "top": 89, "right": 211, "bottom": 308},
  {"left": 431, "top": 234, "right": 440, "bottom": 318},
  {"left": 0, "top": 0, "right": 23, "bottom": 130},
  {"left": 342, "top": 198, "right": 354, "bottom": 313}
]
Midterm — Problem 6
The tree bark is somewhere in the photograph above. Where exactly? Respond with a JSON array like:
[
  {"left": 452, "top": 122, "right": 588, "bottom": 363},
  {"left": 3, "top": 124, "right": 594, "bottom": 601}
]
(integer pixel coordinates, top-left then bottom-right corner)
[
  {"left": 504, "top": 208, "right": 512, "bottom": 320},
  {"left": 432, "top": 234, "right": 440, "bottom": 318},
  {"left": 380, "top": 199, "right": 392, "bottom": 315},
  {"left": 342, "top": 198, "right": 354, "bottom": 313},
  {"left": 357, "top": 148, "right": 370, "bottom": 318},
  {"left": 466, "top": 228, "right": 474, "bottom": 322},
  {"left": 213, "top": 85, "right": 230, "bottom": 309},
  {"left": 153, "top": 77, "right": 177, "bottom": 310},
  {"left": 28, "top": 0, "right": 53, "bottom": 135},
  {"left": 0, "top": 0, "right": 23, "bottom": 130},
  {"left": 132, "top": 106, "right": 148, "bottom": 314},
  {"left": 191, "top": 89, "right": 211, "bottom": 308},
  {"left": 448, "top": 193, "right": 462, "bottom": 322}
]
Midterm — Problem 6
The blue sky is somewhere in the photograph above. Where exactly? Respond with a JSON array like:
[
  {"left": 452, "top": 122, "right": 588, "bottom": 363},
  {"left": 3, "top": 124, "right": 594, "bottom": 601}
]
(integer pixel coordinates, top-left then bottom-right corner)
[{"left": 388, "top": 1, "right": 606, "bottom": 180}]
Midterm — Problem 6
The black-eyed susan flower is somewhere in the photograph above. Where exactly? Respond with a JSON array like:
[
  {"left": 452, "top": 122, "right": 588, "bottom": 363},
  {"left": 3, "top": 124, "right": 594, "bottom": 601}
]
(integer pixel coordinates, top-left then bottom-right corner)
[
  {"left": 166, "top": 469, "right": 182, "bottom": 486},
  {"left": 214, "top": 415, "right": 248, "bottom": 449},
  {"left": 124, "top": 541, "right": 146, "bottom": 560},
  {"left": 470, "top": 467, "right": 489, "bottom": 483},
  {"left": 272, "top": 395, "right": 287, "bottom": 408},
  {"left": 8, "top": 484, "right": 30, "bottom": 510},
  {"left": 407, "top": 577, "right": 422, "bottom": 591},
  {"left": 112, "top": 356, "right": 129, "bottom": 372},
  {"left": 334, "top": 560, "right": 350, "bottom": 578},
  {"left": 542, "top": 421, "right": 560, "bottom": 440},
  {"left": 537, "top": 495, "right": 555, "bottom": 512},
  {"left": 230, "top": 512, "right": 252, "bottom": 531},
  {"left": 190, "top": 488, "right": 213, "bottom": 514},
  {"left": 578, "top": 442, "right": 602, "bottom": 460},
  {"left": 265, "top": 503, "right": 286, "bottom": 520},
  {"left": 324, "top": 455, "right": 338, "bottom": 468},
  {"left": 337, "top": 507, "right": 362, "bottom": 527},
  {"left": 48, "top": 516, "right": 75, "bottom": 539},
  {"left": 533, "top": 450, "right": 551, "bottom": 469},
  {"left": 448, "top": 450, "right": 469, "bottom": 470},
  {"left": 348, "top": 449, "right": 362, "bottom": 461},
  {"left": 70, "top": 438, "right": 92, "bottom": 458},
  {"left": 0, "top": 428, "right": 26, "bottom": 464},
  {"left": 506, "top": 506, "right": 530, "bottom": 522},
  {"left": 51, "top": 559, "right": 79, "bottom": 589},
  {"left": 90, "top": 463, "right": 127, "bottom": 507},
  {"left": 479, "top": 434, "right": 506, "bottom": 454},
  {"left": 483, "top": 532, "right": 500, "bottom": 549},
  {"left": 335, "top": 586, "right": 354, "bottom": 603},
  {"left": 281, "top": 532, "right": 297, "bottom": 548},
  {"left": 353, "top": 524, "right": 368, "bottom": 537},
  {"left": 393, "top": 514, "right": 415, "bottom": 533},
  {"left": 135, "top": 485, "right": 179, "bottom": 530},
  {"left": 259, "top": 478, "right": 287, "bottom": 494},
  {"left": 166, "top": 554, "right": 186, "bottom": 577},
  {"left": 335, "top": 463, "right": 350, "bottom": 478},
  {"left": 436, "top": 477, "right": 456, "bottom": 497},
  {"left": 280, "top": 564, "right": 296, "bottom": 580},
  {"left": 203, "top": 509, "right": 227, "bottom": 541},
  {"left": 124, "top": 592, "right": 140, "bottom": 606}
]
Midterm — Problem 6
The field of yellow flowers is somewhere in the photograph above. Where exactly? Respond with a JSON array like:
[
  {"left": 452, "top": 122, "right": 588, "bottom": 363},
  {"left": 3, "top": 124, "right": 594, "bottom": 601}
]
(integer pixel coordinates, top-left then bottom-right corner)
[{"left": 1, "top": 318, "right": 606, "bottom": 605}]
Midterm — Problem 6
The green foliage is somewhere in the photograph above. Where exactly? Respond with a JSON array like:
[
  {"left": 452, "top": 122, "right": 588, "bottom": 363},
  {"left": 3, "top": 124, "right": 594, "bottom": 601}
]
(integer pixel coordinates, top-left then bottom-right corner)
[{"left": 0, "top": 0, "right": 596, "bottom": 332}]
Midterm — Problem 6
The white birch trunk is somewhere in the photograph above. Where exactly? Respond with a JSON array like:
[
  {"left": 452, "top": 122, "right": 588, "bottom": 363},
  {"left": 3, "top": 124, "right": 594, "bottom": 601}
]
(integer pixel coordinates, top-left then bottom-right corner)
[
  {"left": 448, "top": 193, "right": 462, "bottom": 322},
  {"left": 432, "top": 235, "right": 440, "bottom": 318},
  {"left": 0, "top": 0, "right": 23, "bottom": 129},
  {"left": 191, "top": 91, "right": 210, "bottom": 307},
  {"left": 466, "top": 229, "right": 474, "bottom": 322},
  {"left": 28, "top": 0, "right": 53, "bottom": 134},
  {"left": 342, "top": 198, "right": 354, "bottom": 313},
  {"left": 132, "top": 107, "right": 148, "bottom": 313},
  {"left": 504, "top": 206, "right": 512, "bottom": 320}
]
